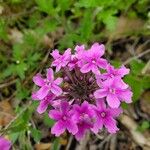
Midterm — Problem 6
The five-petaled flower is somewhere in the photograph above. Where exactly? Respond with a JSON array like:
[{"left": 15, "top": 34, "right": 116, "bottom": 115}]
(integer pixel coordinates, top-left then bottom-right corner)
[
  {"left": 92, "top": 99, "right": 122, "bottom": 134},
  {"left": 94, "top": 77, "right": 132, "bottom": 108},
  {"left": 73, "top": 102, "right": 94, "bottom": 140},
  {"left": 33, "top": 68, "right": 62, "bottom": 99},
  {"left": 49, "top": 101, "right": 78, "bottom": 136}
]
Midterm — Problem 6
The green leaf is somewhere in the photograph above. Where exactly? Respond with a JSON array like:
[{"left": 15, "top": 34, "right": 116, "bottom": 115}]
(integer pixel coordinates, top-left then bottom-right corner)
[
  {"left": 79, "top": 10, "right": 94, "bottom": 41},
  {"left": 130, "top": 59, "right": 145, "bottom": 75},
  {"left": 35, "top": 0, "right": 55, "bottom": 15},
  {"left": 44, "top": 113, "right": 55, "bottom": 127},
  {"left": 9, "top": 132, "right": 20, "bottom": 144},
  {"left": 16, "top": 62, "right": 27, "bottom": 79},
  {"left": 31, "top": 128, "right": 42, "bottom": 142},
  {"left": 52, "top": 138, "right": 60, "bottom": 150},
  {"left": 0, "top": 18, "right": 8, "bottom": 41},
  {"left": 124, "top": 75, "right": 143, "bottom": 102},
  {"left": 137, "top": 121, "right": 150, "bottom": 132}
]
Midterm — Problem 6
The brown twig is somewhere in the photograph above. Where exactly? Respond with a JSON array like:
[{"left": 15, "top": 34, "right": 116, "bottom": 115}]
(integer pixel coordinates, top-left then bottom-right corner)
[
  {"left": 123, "top": 49, "right": 150, "bottom": 65},
  {"left": 119, "top": 114, "right": 150, "bottom": 148},
  {"left": 0, "top": 101, "right": 32, "bottom": 136},
  {"left": 0, "top": 79, "right": 17, "bottom": 89}
]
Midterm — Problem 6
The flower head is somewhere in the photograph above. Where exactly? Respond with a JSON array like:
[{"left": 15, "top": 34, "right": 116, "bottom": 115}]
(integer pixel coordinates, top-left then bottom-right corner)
[{"left": 32, "top": 43, "right": 133, "bottom": 140}]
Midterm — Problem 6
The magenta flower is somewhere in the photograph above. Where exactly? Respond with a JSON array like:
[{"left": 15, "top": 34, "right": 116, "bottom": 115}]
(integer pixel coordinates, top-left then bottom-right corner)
[
  {"left": 94, "top": 77, "right": 132, "bottom": 108},
  {"left": 92, "top": 99, "right": 122, "bottom": 133},
  {"left": 33, "top": 68, "right": 62, "bottom": 99},
  {"left": 32, "top": 93, "right": 56, "bottom": 114},
  {"left": 0, "top": 136, "right": 11, "bottom": 150},
  {"left": 32, "top": 43, "right": 133, "bottom": 140},
  {"left": 51, "top": 48, "right": 71, "bottom": 72},
  {"left": 100, "top": 64, "right": 130, "bottom": 80},
  {"left": 80, "top": 43, "right": 107, "bottom": 74},
  {"left": 49, "top": 101, "right": 78, "bottom": 136},
  {"left": 72, "top": 102, "right": 94, "bottom": 140}
]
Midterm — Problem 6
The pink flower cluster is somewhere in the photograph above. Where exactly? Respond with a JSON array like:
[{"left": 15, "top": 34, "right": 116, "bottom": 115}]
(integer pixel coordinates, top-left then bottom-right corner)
[{"left": 32, "top": 43, "right": 132, "bottom": 140}]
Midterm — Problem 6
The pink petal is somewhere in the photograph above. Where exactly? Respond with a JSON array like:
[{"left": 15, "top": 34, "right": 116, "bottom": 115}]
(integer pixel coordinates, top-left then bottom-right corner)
[
  {"left": 96, "top": 99, "right": 106, "bottom": 109},
  {"left": 60, "top": 101, "right": 69, "bottom": 114},
  {"left": 106, "top": 94, "right": 120, "bottom": 108},
  {"left": 92, "top": 66, "right": 100, "bottom": 75},
  {"left": 113, "top": 77, "right": 128, "bottom": 89},
  {"left": 51, "top": 121, "right": 66, "bottom": 136},
  {"left": 104, "top": 117, "right": 119, "bottom": 133},
  {"left": 54, "top": 77, "right": 63, "bottom": 85},
  {"left": 117, "top": 65, "right": 130, "bottom": 77},
  {"left": 91, "top": 43, "right": 105, "bottom": 57},
  {"left": 80, "top": 63, "right": 92, "bottom": 73},
  {"left": 37, "top": 99, "right": 48, "bottom": 114},
  {"left": 108, "top": 107, "right": 123, "bottom": 117},
  {"left": 51, "top": 84, "right": 62, "bottom": 96},
  {"left": 75, "top": 126, "right": 86, "bottom": 141},
  {"left": 33, "top": 74, "right": 45, "bottom": 87},
  {"left": 49, "top": 110, "right": 62, "bottom": 120},
  {"left": 51, "top": 49, "right": 60, "bottom": 59},
  {"left": 97, "top": 58, "right": 107, "bottom": 69},
  {"left": 75, "top": 45, "right": 85, "bottom": 52},
  {"left": 119, "top": 90, "right": 133, "bottom": 103},
  {"left": 64, "top": 48, "right": 71, "bottom": 60},
  {"left": 55, "top": 64, "right": 62, "bottom": 72},
  {"left": 91, "top": 117, "right": 103, "bottom": 134},
  {"left": 66, "top": 120, "right": 78, "bottom": 135},
  {"left": 46, "top": 68, "right": 54, "bottom": 81},
  {"left": 36, "top": 86, "right": 49, "bottom": 100},
  {"left": 95, "top": 75, "right": 102, "bottom": 87},
  {"left": 102, "top": 78, "right": 113, "bottom": 88},
  {"left": 94, "top": 89, "right": 107, "bottom": 98},
  {"left": 31, "top": 92, "right": 39, "bottom": 100},
  {"left": 0, "top": 137, "right": 11, "bottom": 150}
]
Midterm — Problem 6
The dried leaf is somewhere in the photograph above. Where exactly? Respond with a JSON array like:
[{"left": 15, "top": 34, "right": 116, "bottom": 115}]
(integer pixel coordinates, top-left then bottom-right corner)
[{"left": 34, "top": 143, "right": 51, "bottom": 150}]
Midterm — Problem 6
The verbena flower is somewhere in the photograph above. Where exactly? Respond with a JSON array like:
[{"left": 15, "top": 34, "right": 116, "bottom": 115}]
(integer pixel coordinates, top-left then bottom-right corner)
[
  {"left": 94, "top": 77, "right": 132, "bottom": 108},
  {"left": 49, "top": 101, "right": 78, "bottom": 136},
  {"left": 32, "top": 43, "right": 133, "bottom": 140},
  {"left": 91, "top": 99, "right": 122, "bottom": 134},
  {"left": 33, "top": 68, "right": 62, "bottom": 99},
  {"left": 100, "top": 64, "right": 130, "bottom": 79},
  {"left": 72, "top": 102, "right": 94, "bottom": 140},
  {"left": 0, "top": 136, "right": 11, "bottom": 150}
]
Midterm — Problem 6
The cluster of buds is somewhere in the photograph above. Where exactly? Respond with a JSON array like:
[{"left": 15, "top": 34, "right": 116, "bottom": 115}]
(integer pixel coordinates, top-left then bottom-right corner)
[{"left": 32, "top": 43, "right": 132, "bottom": 140}]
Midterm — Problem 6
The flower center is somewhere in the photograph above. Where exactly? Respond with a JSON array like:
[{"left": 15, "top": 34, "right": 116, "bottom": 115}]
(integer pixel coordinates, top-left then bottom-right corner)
[
  {"left": 109, "top": 88, "right": 116, "bottom": 94},
  {"left": 100, "top": 112, "right": 106, "bottom": 118},
  {"left": 92, "top": 60, "right": 96, "bottom": 64},
  {"left": 63, "top": 68, "right": 99, "bottom": 103},
  {"left": 45, "top": 79, "right": 52, "bottom": 86},
  {"left": 63, "top": 116, "right": 67, "bottom": 120}
]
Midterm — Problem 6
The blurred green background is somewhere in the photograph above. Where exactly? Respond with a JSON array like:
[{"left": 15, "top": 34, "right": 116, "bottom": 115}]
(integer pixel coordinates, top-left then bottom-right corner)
[{"left": 0, "top": 0, "right": 150, "bottom": 149}]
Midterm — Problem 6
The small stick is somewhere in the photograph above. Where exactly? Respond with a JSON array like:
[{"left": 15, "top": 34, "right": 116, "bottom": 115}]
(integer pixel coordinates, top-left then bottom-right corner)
[{"left": 123, "top": 49, "right": 150, "bottom": 65}]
